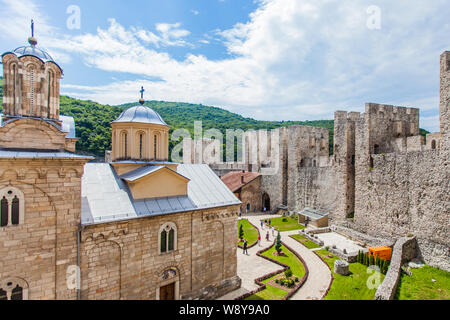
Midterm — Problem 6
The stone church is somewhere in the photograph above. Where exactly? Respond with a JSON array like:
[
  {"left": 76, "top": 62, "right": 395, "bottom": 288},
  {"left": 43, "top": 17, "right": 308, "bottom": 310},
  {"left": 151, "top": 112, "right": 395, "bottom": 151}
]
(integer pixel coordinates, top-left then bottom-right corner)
[{"left": 0, "top": 32, "right": 241, "bottom": 300}]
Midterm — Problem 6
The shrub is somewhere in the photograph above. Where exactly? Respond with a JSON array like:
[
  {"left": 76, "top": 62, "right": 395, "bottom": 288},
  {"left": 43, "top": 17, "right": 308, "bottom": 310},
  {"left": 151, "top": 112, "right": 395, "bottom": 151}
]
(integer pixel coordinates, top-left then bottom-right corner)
[
  {"left": 282, "top": 217, "right": 288, "bottom": 222},
  {"left": 275, "top": 279, "right": 279, "bottom": 284},
  {"left": 295, "top": 277, "right": 299, "bottom": 283},
  {"left": 275, "top": 231, "right": 282, "bottom": 254},
  {"left": 284, "top": 269, "right": 293, "bottom": 278},
  {"left": 239, "top": 223, "right": 244, "bottom": 240},
  {"left": 325, "top": 246, "right": 330, "bottom": 251},
  {"left": 369, "top": 254, "right": 375, "bottom": 266}
]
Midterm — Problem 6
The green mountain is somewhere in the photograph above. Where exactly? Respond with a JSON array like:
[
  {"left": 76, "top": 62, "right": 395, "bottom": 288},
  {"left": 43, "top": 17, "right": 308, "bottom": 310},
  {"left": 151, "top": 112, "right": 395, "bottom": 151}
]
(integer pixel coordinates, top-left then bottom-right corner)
[{"left": 0, "top": 80, "right": 430, "bottom": 159}]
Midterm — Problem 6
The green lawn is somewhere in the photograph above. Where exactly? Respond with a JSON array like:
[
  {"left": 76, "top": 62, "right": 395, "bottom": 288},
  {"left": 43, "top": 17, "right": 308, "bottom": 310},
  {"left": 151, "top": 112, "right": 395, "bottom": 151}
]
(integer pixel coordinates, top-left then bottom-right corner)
[
  {"left": 262, "top": 245, "right": 306, "bottom": 278},
  {"left": 291, "top": 234, "right": 321, "bottom": 249},
  {"left": 245, "top": 244, "right": 306, "bottom": 300},
  {"left": 262, "top": 216, "right": 305, "bottom": 232},
  {"left": 244, "top": 275, "right": 288, "bottom": 300},
  {"left": 315, "top": 249, "right": 385, "bottom": 300},
  {"left": 395, "top": 265, "right": 450, "bottom": 300},
  {"left": 238, "top": 219, "right": 259, "bottom": 247}
]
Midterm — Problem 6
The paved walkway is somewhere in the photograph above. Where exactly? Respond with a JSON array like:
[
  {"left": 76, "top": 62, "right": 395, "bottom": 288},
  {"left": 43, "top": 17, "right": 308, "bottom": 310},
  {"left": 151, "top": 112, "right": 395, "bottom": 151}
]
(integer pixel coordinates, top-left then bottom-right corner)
[{"left": 218, "top": 214, "right": 332, "bottom": 300}]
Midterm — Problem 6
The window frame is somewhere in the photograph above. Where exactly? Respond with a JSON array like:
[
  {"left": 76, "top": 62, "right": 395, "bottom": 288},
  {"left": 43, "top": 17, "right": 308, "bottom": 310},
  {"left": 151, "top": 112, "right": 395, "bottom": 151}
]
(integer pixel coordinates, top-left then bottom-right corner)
[
  {"left": 0, "top": 187, "right": 25, "bottom": 228},
  {"left": 158, "top": 222, "right": 178, "bottom": 255}
]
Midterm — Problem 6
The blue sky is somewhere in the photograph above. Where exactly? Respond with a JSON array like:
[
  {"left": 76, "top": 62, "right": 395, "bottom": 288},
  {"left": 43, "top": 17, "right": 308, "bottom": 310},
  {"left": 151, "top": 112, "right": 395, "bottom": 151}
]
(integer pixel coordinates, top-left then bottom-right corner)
[{"left": 0, "top": 0, "right": 449, "bottom": 132}]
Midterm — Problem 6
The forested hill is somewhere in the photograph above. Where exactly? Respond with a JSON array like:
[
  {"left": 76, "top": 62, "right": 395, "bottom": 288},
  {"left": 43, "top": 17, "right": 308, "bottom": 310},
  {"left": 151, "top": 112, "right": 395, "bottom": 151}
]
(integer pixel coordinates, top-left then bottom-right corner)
[{"left": 0, "top": 82, "right": 429, "bottom": 158}]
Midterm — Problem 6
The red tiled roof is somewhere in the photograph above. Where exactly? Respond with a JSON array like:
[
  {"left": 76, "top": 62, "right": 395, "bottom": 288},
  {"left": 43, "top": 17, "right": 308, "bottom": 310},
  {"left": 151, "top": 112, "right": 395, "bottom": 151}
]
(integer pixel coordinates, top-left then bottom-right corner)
[{"left": 221, "top": 171, "right": 261, "bottom": 193}]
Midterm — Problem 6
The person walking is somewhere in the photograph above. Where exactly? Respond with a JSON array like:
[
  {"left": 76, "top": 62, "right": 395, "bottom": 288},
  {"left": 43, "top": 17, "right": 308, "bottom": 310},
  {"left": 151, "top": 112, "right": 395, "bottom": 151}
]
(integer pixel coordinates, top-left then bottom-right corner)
[
  {"left": 266, "top": 231, "right": 270, "bottom": 242},
  {"left": 260, "top": 220, "right": 264, "bottom": 229},
  {"left": 271, "top": 226, "right": 275, "bottom": 237},
  {"left": 258, "top": 235, "right": 261, "bottom": 246},
  {"left": 243, "top": 239, "right": 248, "bottom": 255}
]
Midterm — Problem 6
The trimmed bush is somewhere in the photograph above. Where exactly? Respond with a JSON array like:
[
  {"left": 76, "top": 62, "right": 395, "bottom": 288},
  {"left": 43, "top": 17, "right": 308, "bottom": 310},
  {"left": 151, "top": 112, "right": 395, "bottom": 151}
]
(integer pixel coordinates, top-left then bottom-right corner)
[{"left": 284, "top": 268, "right": 293, "bottom": 278}]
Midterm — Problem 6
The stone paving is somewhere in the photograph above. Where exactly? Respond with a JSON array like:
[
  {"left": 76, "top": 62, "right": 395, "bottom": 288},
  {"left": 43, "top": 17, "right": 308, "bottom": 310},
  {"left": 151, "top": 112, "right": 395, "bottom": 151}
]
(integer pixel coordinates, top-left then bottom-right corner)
[
  {"left": 217, "top": 214, "right": 332, "bottom": 300},
  {"left": 316, "top": 231, "right": 365, "bottom": 255}
]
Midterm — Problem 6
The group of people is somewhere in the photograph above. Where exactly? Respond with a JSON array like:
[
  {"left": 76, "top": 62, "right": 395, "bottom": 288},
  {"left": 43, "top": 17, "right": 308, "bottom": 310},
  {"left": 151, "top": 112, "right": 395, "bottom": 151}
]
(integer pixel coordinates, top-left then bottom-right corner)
[{"left": 241, "top": 218, "right": 278, "bottom": 255}]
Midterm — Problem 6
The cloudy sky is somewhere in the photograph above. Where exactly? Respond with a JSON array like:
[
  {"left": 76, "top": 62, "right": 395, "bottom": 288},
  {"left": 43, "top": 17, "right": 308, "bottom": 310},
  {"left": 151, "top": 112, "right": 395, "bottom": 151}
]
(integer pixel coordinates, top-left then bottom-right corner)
[{"left": 0, "top": 0, "right": 448, "bottom": 132}]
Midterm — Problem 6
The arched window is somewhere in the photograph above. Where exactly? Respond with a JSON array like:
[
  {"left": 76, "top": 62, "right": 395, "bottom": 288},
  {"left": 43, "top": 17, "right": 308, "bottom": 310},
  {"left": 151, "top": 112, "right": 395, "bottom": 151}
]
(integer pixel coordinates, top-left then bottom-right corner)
[
  {"left": 431, "top": 140, "right": 436, "bottom": 150},
  {"left": 154, "top": 135, "right": 158, "bottom": 160},
  {"left": 0, "top": 187, "right": 25, "bottom": 227},
  {"left": 12, "top": 196, "right": 20, "bottom": 225},
  {"left": 246, "top": 203, "right": 251, "bottom": 212},
  {"left": 0, "top": 278, "right": 28, "bottom": 300},
  {"left": 29, "top": 66, "right": 36, "bottom": 114},
  {"left": 11, "top": 63, "right": 18, "bottom": 114},
  {"left": 159, "top": 223, "right": 177, "bottom": 254},
  {"left": 139, "top": 133, "right": 144, "bottom": 159},
  {"left": 120, "top": 131, "right": 128, "bottom": 159},
  {"left": 1, "top": 197, "right": 8, "bottom": 227},
  {"left": 47, "top": 70, "right": 53, "bottom": 118}
]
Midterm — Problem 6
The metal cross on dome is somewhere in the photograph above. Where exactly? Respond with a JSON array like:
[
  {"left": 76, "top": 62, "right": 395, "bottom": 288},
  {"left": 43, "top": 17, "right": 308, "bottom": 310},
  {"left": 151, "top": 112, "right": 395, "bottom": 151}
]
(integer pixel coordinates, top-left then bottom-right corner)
[
  {"left": 31, "top": 19, "right": 35, "bottom": 37},
  {"left": 140, "top": 86, "right": 145, "bottom": 99}
]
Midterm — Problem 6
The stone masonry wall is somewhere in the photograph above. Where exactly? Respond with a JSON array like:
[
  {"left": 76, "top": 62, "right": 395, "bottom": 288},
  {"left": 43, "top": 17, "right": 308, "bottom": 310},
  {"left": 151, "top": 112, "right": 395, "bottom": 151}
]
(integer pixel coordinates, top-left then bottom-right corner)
[
  {"left": 354, "top": 149, "right": 449, "bottom": 271},
  {"left": 80, "top": 205, "right": 241, "bottom": 300},
  {"left": 0, "top": 159, "right": 88, "bottom": 300},
  {"left": 375, "top": 237, "right": 417, "bottom": 300}
]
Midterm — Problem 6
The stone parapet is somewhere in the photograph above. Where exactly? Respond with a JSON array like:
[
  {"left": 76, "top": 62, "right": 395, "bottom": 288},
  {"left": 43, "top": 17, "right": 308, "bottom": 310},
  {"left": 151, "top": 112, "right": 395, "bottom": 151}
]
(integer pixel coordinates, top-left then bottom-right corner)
[{"left": 375, "top": 237, "right": 417, "bottom": 300}]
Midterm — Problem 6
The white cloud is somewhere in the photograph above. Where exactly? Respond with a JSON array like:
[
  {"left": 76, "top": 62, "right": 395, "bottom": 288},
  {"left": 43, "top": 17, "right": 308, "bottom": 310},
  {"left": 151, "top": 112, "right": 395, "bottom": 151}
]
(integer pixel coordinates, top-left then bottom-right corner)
[
  {"left": 1, "top": 0, "right": 448, "bottom": 132},
  {"left": 191, "top": 9, "right": 200, "bottom": 16}
]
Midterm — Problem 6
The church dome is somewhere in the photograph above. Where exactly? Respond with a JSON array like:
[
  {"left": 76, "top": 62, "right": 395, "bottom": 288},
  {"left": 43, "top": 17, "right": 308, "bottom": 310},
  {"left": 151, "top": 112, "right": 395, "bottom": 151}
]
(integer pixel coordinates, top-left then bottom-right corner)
[
  {"left": 113, "top": 105, "right": 168, "bottom": 126},
  {"left": 12, "top": 45, "right": 55, "bottom": 63}
]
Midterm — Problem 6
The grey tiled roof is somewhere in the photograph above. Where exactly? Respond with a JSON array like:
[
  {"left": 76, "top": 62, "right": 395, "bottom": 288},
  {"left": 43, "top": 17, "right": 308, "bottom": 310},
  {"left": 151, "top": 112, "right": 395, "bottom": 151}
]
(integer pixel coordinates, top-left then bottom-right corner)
[
  {"left": 81, "top": 163, "right": 241, "bottom": 225},
  {"left": 299, "top": 207, "right": 329, "bottom": 221}
]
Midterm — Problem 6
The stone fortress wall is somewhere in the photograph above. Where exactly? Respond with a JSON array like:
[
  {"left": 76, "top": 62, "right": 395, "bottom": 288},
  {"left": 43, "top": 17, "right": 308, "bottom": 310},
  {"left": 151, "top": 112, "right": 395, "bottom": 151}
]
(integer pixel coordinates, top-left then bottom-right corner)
[{"left": 185, "top": 52, "right": 450, "bottom": 271}]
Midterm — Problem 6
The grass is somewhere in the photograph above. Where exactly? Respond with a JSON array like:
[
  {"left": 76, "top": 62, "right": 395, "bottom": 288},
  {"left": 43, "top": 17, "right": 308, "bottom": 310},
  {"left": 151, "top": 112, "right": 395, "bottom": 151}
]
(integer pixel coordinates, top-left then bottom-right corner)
[
  {"left": 244, "top": 244, "right": 306, "bottom": 300},
  {"left": 238, "top": 219, "right": 259, "bottom": 247},
  {"left": 395, "top": 265, "right": 450, "bottom": 300},
  {"left": 291, "top": 234, "right": 321, "bottom": 249},
  {"left": 262, "top": 216, "right": 305, "bottom": 232},
  {"left": 315, "top": 249, "right": 385, "bottom": 300},
  {"left": 262, "top": 245, "right": 306, "bottom": 278},
  {"left": 244, "top": 275, "right": 288, "bottom": 300}
]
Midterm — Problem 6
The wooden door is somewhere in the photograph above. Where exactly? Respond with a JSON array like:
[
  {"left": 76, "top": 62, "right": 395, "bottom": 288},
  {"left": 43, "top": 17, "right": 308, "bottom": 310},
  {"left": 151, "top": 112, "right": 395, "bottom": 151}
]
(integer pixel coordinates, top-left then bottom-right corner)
[{"left": 159, "top": 282, "right": 175, "bottom": 300}]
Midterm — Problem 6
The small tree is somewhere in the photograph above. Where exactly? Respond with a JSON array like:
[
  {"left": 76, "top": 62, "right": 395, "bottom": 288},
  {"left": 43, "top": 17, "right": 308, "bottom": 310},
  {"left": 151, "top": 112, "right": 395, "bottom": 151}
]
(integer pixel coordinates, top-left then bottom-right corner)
[
  {"left": 369, "top": 254, "right": 375, "bottom": 266},
  {"left": 275, "top": 231, "right": 282, "bottom": 254},
  {"left": 284, "top": 268, "right": 293, "bottom": 279},
  {"left": 375, "top": 256, "right": 380, "bottom": 268},
  {"left": 239, "top": 223, "right": 244, "bottom": 240}
]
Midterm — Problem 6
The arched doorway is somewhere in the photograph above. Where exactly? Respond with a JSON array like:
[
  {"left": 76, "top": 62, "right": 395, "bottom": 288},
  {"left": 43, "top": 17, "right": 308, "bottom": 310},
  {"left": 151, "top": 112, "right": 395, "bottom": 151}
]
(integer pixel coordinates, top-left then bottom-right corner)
[{"left": 262, "top": 193, "right": 271, "bottom": 212}]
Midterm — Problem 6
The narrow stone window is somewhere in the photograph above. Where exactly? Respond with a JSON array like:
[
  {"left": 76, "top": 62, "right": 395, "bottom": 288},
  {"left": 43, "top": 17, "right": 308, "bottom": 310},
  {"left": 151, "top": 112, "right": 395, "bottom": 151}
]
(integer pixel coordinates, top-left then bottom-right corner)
[
  {"left": 160, "top": 230, "right": 167, "bottom": 253},
  {"left": 47, "top": 71, "right": 53, "bottom": 119},
  {"left": 139, "top": 134, "right": 144, "bottom": 159},
  {"left": 123, "top": 133, "right": 128, "bottom": 158},
  {"left": 154, "top": 135, "right": 158, "bottom": 160},
  {"left": 12, "top": 196, "right": 20, "bottom": 225},
  {"left": 168, "top": 229, "right": 175, "bottom": 251},
  {"left": 431, "top": 140, "right": 436, "bottom": 150},
  {"left": 0, "top": 289, "right": 7, "bottom": 300},
  {"left": 374, "top": 144, "right": 380, "bottom": 154},
  {"left": 10, "top": 285, "right": 23, "bottom": 300},
  {"left": 0, "top": 197, "right": 8, "bottom": 227},
  {"left": 29, "top": 67, "right": 35, "bottom": 114}
]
